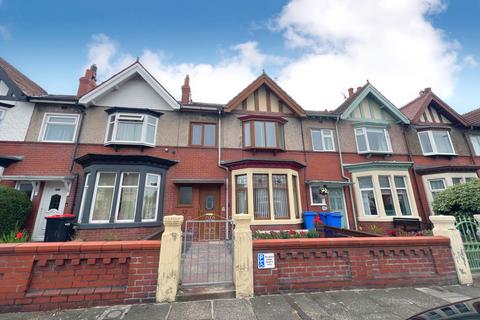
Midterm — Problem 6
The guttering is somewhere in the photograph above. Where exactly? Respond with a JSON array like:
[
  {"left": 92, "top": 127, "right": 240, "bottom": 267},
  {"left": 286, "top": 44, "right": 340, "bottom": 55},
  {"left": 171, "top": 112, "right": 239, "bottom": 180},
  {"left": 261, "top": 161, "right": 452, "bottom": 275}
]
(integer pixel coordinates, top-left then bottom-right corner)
[
  {"left": 217, "top": 109, "right": 230, "bottom": 238},
  {"left": 335, "top": 116, "right": 356, "bottom": 230}
]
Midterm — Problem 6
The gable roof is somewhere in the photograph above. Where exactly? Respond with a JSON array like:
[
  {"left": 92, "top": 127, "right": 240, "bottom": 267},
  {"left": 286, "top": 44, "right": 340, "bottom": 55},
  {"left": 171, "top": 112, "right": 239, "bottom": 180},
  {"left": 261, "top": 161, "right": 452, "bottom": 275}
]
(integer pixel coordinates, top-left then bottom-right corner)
[
  {"left": 0, "top": 57, "right": 47, "bottom": 97},
  {"left": 463, "top": 107, "right": 480, "bottom": 127},
  {"left": 224, "top": 73, "right": 306, "bottom": 117},
  {"left": 332, "top": 82, "right": 410, "bottom": 124},
  {"left": 400, "top": 88, "right": 467, "bottom": 126},
  {"left": 78, "top": 61, "right": 180, "bottom": 109}
]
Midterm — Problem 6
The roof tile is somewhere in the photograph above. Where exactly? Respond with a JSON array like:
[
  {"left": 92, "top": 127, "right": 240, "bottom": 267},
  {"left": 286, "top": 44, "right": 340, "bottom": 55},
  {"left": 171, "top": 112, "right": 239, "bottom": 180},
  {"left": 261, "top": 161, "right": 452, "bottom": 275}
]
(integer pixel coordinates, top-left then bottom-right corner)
[{"left": 0, "top": 57, "right": 47, "bottom": 96}]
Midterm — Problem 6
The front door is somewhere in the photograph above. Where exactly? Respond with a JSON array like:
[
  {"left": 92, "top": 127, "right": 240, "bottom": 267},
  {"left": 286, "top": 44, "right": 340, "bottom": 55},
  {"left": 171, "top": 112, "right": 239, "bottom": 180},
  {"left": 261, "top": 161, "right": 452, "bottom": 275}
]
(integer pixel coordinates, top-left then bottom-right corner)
[
  {"left": 32, "top": 181, "right": 69, "bottom": 241},
  {"left": 198, "top": 186, "right": 221, "bottom": 239},
  {"left": 329, "top": 187, "right": 347, "bottom": 228}
]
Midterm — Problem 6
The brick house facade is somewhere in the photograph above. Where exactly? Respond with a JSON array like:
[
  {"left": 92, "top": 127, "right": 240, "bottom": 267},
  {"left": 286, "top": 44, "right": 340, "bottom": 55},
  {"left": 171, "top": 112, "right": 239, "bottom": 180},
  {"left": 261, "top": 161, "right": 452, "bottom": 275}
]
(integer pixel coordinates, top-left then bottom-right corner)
[{"left": 0, "top": 58, "right": 478, "bottom": 241}]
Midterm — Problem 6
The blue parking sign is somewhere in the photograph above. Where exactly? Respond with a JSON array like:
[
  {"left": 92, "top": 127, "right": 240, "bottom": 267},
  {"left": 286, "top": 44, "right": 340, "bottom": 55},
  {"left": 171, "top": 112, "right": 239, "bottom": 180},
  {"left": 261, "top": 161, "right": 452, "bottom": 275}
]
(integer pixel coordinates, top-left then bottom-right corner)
[{"left": 257, "top": 253, "right": 275, "bottom": 269}]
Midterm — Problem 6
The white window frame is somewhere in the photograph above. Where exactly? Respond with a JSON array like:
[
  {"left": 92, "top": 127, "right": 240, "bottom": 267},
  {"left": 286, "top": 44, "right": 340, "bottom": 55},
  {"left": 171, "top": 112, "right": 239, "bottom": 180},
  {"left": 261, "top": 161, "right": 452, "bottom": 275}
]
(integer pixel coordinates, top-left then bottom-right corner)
[
  {"left": 358, "top": 176, "right": 379, "bottom": 216},
  {"left": 142, "top": 173, "right": 161, "bottom": 222},
  {"left": 114, "top": 172, "right": 140, "bottom": 223},
  {"left": 393, "top": 176, "right": 412, "bottom": 216},
  {"left": 89, "top": 172, "right": 117, "bottom": 224},
  {"left": 39, "top": 113, "right": 80, "bottom": 143},
  {"left": 418, "top": 130, "right": 456, "bottom": 156},
  {"left": 379, "top": 175, "right": 396, "bottom": 216},
  {"left": 309, "top": 185, "right": 327, "bottom": 205},
  {"left": 0, "top": 107, "right": 7, "bottom": 121},
  {"left": 105, "top": 113, "right": 158, "bottom": 147},
  {"left": 77, "top": 173, "right": 91, "bottom": 223},
  {"left": 311, "top": 129, "right": 335, "bottom": 152},
  {"left": 354, "top": 127, "right": 392, "bottom": 154},
  {"left": 15, "top": 181, "right": 35, "bottom": 200},
  {"left": 428, "top": 178, "right": 447, "bottom": 200},
  {"left": 470, "top": 134, "right": 480, "bottom": 156}
]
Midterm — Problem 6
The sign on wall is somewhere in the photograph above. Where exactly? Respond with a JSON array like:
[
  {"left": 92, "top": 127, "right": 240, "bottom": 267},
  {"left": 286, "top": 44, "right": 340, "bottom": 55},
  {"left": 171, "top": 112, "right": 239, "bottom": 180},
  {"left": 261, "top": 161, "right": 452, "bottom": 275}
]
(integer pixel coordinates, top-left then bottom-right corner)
[{"left": 257, "top": 253, "right": 275, "bottom": 269}]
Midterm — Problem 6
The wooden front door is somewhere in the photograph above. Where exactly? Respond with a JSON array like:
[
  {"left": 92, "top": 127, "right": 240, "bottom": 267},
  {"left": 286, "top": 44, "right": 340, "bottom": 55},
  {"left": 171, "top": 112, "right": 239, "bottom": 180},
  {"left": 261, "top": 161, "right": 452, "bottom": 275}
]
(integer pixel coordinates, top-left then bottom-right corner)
[{"left": 198, "top": 186, "right": 221, "bottom": 239}]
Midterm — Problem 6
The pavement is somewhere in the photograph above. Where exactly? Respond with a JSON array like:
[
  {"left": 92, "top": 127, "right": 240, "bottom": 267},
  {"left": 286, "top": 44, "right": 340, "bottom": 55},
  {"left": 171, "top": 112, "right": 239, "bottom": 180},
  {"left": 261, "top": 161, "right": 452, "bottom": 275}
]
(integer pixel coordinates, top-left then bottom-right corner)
[{"left": 2, "top": 284, "right": 480, "bottom": 320}]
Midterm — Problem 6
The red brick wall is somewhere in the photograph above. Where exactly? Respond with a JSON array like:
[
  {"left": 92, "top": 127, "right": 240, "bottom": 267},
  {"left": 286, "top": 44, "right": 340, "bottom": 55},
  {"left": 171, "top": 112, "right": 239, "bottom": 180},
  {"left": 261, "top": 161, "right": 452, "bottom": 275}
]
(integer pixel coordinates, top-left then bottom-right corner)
[
  {"left": 75, "top": 227, "right": 163, "bottom": 241},
  {"left": 253, "top": 236, "right": 457, "bottom": 294},
  {"left": 0, "top": 241, "right": 160, "bottom": 313}
]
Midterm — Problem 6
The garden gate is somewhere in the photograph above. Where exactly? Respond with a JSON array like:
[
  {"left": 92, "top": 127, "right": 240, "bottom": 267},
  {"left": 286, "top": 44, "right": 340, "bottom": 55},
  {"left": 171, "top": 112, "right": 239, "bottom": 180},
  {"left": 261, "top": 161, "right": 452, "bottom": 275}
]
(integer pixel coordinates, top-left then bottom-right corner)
[
  {"left": 455, "top": 214, "right": 480, "bottom": 272},
  {"left": 180, "top": 214, "right": 234, "bottom": 286}
]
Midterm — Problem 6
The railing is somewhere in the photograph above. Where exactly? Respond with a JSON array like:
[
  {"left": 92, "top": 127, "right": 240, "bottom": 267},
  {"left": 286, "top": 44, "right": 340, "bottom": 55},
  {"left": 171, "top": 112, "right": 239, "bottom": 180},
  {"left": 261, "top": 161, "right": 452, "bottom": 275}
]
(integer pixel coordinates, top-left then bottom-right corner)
[{"left": 455, "top": 214, "right": 480, "bottom": 272}]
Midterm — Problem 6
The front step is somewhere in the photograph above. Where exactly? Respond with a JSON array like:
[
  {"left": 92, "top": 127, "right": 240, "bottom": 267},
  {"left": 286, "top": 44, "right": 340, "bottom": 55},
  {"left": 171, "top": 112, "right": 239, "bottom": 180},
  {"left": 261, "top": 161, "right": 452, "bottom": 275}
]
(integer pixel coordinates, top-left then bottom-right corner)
[{"left": 176, "top": 283, "right": 235, "bottom": 302}]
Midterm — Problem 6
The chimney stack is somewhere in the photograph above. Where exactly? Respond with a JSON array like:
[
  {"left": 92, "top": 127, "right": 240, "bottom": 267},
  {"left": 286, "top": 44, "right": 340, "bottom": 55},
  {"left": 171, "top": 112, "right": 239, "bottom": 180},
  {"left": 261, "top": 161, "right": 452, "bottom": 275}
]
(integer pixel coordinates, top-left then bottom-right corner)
[
  {"left": 356, "top": 86, "right": 362, "bottom": 93},
  {"left": 77, "top": 64, "right": 97, "bottom": 97},
  {"left": 181, "top": 75, "right": 191, "bottom": 105},
  {"left": 348, "top": 88, "right": 354, "bottom": 97}
]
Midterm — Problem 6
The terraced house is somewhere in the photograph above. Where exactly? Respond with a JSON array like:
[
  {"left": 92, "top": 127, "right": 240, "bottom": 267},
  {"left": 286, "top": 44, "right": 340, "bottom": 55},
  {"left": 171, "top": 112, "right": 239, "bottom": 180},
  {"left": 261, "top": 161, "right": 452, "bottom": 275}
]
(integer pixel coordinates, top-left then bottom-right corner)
[{"left": 0, "top": 57, "right": 478, "bottom": 241}]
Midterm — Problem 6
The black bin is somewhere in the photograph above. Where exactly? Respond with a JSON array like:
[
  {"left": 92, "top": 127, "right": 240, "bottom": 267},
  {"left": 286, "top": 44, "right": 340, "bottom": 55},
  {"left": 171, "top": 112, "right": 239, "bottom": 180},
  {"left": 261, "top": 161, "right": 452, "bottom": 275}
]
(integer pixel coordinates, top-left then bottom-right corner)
[{"left": 44, "top": 214, "right": 76, "bottom": 242}]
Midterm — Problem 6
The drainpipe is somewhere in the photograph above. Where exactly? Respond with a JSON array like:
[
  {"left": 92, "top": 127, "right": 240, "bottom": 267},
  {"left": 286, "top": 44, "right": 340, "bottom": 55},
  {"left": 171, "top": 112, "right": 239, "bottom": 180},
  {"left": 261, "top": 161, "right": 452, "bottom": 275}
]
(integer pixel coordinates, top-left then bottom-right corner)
[
  {"left": 335, "top": 116, "right": 356, "bottom": 230},
  {"left": 217, "top": 109, "right": 230, "bottom": 238},
  {"left": 299, "top": 118, "right": 310, "bottom": 211},
  {"left": 69, "top": 104, "right": 86, "bottom": 214}
]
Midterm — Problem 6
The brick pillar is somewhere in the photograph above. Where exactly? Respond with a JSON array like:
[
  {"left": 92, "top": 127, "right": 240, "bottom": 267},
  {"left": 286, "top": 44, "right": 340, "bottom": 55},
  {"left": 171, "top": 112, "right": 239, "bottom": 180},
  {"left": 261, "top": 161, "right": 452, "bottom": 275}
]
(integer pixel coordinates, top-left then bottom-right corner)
[
  {"left": 156, "top": 215, "right": 184, "bottom": 302},
  {"left": 430, "top": 215, "right": 473, "bottom": 285},
  {"left": 233, "top": 214, "right": 254, "bottom": 298}
]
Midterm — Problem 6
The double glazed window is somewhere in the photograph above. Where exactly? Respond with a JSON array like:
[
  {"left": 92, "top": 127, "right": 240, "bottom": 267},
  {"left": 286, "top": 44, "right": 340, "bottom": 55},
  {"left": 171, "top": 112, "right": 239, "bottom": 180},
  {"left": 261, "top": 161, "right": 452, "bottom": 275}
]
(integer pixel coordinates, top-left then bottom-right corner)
[
  {"left": 354, "top": 127, "right": 391, "bottom": 154},
  {"left": 243, "top": 120, "right": 284, "bottom": 149},
  {"left": 190, "top": 122, "right": 216, "bottom": 146},
  {"left": 235, "top": 175, "right": 248, "bottom": 214},
  {"left": 311, "top": 129, "right": 335, "bottom": 151},
  {"left": 429, "top": 179, "right": 446, "bottom": 199},
  {"left": 357, "top": 174, "right": 413, "bottom": 217},
  {"left": 418, "top": 130, "right": 455, "bottom": 155},
  {"left": 15, "top": 182, "right": 34, "bottom": 200},
  {"left": 41, "top": 114, "right": 79, "bottom": 142},
  {"left": 178, "top": 186, "right": 193, "bottom": 206},
  {"left": 470, "top": 135, "right": 480, "bottom": 156},
  {"left": 310, "top": 185, "right": 327, "bottom": 205},
  {"left": 106, "top": 113, "right": 157, "bottom": 146},
  {"left": 88, "top": 171, "right": 161, "bottom": 223}
]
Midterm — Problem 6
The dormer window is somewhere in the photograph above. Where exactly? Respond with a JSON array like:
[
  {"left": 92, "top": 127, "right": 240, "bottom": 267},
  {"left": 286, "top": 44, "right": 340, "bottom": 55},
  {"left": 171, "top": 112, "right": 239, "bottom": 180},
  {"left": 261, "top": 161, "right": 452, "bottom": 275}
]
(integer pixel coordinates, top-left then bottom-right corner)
[
  {"left": 105, "top": 113, "right": 158, "bottom": 147},
  {"left": 418, "top": 130, "right": 455, "bottom": 156},
  {"left": 242, "top": 117, "right": 286, "bottom": 150},
  {"left": 354, "top": 127, "right": 392, "bottom": 154}
]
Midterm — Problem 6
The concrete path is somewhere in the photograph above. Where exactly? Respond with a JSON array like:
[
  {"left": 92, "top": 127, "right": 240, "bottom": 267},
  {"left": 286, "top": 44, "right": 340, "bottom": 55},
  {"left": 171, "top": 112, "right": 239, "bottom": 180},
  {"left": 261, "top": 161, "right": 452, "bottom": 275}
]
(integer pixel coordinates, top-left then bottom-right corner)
[{"left": 2, "top": 284, "right": 480, "bottom": 320}]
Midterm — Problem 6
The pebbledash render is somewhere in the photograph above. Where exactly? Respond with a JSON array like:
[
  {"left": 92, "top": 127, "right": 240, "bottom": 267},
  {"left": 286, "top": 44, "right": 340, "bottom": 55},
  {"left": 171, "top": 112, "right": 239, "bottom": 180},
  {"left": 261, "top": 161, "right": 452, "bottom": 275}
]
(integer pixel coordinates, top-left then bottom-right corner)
[{"left": 0, "top": 57, "right": 479, "bottom": 241}]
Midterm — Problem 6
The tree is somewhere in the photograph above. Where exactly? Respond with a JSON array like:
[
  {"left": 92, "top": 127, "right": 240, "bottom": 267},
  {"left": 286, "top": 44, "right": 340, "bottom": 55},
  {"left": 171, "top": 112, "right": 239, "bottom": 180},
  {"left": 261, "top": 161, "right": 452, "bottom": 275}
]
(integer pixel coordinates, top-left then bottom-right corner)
[
  {"left": 0, "top": 186, "right": 32, "bottom": 236},
  {"left": 432, "top": 179, "right": 480, "bottom": 216}
]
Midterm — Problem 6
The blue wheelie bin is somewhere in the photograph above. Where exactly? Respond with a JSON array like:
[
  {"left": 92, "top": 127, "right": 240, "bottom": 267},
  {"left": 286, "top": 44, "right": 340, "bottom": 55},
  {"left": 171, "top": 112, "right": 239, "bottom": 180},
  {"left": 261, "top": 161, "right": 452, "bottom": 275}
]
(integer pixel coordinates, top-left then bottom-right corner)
[
  {"left": 303, "top": 211, "right": 317, "bottom": 230},
  {"left": 325, "top": 212, "right": 342, "bottom": 228}
]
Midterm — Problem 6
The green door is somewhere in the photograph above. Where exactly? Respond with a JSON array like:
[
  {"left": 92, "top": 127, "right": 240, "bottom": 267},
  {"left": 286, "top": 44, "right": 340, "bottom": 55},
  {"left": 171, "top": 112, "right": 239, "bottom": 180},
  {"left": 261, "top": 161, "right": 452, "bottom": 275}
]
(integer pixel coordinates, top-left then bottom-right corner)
[{"left": 329, "top": 188, "right": 347, "bottom": 228}]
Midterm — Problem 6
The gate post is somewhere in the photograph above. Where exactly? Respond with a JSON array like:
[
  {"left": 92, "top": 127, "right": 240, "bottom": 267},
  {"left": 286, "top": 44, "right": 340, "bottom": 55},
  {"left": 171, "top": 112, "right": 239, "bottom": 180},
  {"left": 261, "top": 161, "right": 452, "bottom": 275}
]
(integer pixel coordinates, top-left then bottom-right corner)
[
  {"left": 233, "top": 214, "right": 254, "bottom": 298},
  {"left": 474, "top": 215, "right": 480, "bottom": 225},
  {"left": 430, "top": 215, "right": 473, "bottom": 285},
  {"left": 156, "top": 215, "right": 184, "bottom": 302}
]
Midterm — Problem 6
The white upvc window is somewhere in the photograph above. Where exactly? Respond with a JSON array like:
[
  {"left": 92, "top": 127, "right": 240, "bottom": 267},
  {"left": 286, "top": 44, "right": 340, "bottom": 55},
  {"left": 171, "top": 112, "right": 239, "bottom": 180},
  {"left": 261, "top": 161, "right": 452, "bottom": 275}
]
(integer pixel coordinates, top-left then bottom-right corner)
[
  {"left": 90, "top": 172, "right": 117, "bottom": 223},
  {"left": 470, "top": 135, "right": 480, "bottom": 156},
  {"left": 105, "top": 113, "right": 158, "bottom": 146},
  {"left": 115, "top": 172, "right": 140, "bottom": 222},
  {"left": 358, "top": 176, "right": 378, "bottom": 216},
  {"left": 77, "top": 173, "right": 91, "bottom": 223},
  {"left": 15, "top": 181, "right": 35, "bottom": 200},
  {"left": 311, "top": 129, "right": 335, "bottom": 151},
  {"left": 354, "top": 127, "right": 392, "bottom": 154},
  {"left": 142, "top": 173, "right": 161, "bottom": 222},
  {"left": 309, "top": 185, "right": 327, "bottom": 205},
  {"left": 418, "top": 130, "right": 455, "bottom": 155},
  {"left": 40, "top": 113, "right": 79, "bottom": 143},
  {"left": 428, "top": 179, "right": 446, "bottom": 199}
]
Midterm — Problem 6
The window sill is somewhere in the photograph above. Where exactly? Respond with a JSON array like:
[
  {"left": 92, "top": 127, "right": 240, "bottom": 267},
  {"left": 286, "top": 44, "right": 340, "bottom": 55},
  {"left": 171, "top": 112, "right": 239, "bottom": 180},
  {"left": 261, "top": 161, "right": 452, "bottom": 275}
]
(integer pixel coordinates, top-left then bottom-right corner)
[
  {"left": 104, "top": 141, "right": 155, "bottom": 150},
  {"left": 422, "top": 153, "right": 457, "bottom": 159},
  {"left": 250, "top": 218, "right": 303, "bottom": 226},
  {"left": 357, "top": 216, "right": 421, "bottom": 222},
  {"left": 76, "top": 221, "right": 162, "bottom": 229},
  {"left": 39, "top": 140, "right": 75, "bottom": 144},
  {"left": 243, "top": 147, "right": 285, "bottom": 153}
]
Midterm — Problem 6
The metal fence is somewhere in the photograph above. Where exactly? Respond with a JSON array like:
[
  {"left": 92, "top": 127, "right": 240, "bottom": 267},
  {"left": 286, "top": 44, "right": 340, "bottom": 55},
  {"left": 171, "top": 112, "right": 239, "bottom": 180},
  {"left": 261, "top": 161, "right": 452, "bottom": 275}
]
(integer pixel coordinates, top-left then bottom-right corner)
[
  {"left": 180, "top": 214, "right": 234, "bottom": 286},
  {"left": 455, "top": 214, "right": 480, "bottom": 273}
]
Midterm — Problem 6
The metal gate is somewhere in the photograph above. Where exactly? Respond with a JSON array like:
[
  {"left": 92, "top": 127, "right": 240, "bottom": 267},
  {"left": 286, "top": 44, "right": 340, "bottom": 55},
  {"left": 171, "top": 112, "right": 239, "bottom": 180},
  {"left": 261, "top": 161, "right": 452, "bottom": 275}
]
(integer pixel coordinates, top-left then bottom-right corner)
[
  {"left": 180, "top": 214, "right": 233, "bottom": 286},
  {"left": 455, "top": 214, "right": 480, "bottom": 272}
]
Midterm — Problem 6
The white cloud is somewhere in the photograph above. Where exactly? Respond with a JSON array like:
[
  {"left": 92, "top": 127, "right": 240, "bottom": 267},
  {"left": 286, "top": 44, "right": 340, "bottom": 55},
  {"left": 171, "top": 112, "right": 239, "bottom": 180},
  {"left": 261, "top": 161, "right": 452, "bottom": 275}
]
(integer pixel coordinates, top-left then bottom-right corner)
[
  {"left": 0, "top": 25, "right": 10, "bottom": 40},
  {"left": 85, "top": 0, "right": 466, "bottom": 109}
]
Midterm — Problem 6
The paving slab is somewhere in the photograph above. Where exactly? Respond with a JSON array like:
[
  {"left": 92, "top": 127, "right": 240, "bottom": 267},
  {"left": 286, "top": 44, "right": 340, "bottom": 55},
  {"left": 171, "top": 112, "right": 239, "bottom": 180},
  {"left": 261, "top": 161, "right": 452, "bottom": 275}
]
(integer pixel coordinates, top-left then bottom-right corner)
[
  {"left": 212, "top": 298, "right": 256, "bottom": 320},
  {"left": 123, "top": 304, "right": 170, "bottom": 320},
  {"left": 167, "top": 300, "right": 212, "bottom": 320},
  {"left": 0, "top": 307, "right": 109, "bottom": 320},
  {"left": 361, "top": 288, "right": 424, "bottom": 318},
  {"left": 442, "top": 284, "right": 480, "bottom": 298},
  {"left": 250, "top": 295, "right": 301, "bottom": 320},
  {"left": 285, "top": 293, "right": 331, "bottom": 320},
  {"left": 416, "top": 287, "right": 471, "bottom": 303},
  {"left": 327, "top": 290, "right": 387, "bottom": 315},
  {"left": 385, "top": 287, "right": 448, "bottom": 309},
  {"left": 308, "top": 292, "right": 358, "bottom": 320}
]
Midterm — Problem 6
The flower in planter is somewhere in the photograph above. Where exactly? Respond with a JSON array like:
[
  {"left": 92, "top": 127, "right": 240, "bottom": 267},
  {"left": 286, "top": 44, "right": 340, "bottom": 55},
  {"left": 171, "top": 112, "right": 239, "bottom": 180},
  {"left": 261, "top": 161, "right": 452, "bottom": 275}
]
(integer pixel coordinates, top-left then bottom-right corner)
[
  {"left": 289, "top": 230, "right": 297, "bottom": 235},
  {"left": 314, "top": 214, "right": 323, "bottom": 225},
  {"left": 387, "top": 230, "right": 397, "bottom": 237},
  {"left": 15, "top": 232, "right": 23, "bottom": 240}
]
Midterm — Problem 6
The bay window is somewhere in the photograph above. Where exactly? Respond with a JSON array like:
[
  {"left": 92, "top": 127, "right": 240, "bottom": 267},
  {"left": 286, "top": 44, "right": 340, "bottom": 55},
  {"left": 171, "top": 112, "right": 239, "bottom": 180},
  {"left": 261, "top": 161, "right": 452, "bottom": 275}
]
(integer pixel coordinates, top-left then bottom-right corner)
[
  {"left": 418, "top": 130, "right": 455, "bottom": 155},
  {"left": 115, "top": 173, "right": 140, "bottom": 222},
  {"left": 311, "top": 129, "right": 335, "bottom": 151},
  {"left": 40, "top": 114, "right": 79, "bottom": 143},
  {"left": 243, "top": 120, "right": 284, "bottom": 149},
  {"left": 142, "top": 174, "right": 161, "bottom": 221},
  {"left": 232, "top": 169, "right": 301, "bottom": 223},
  {"left": 394, "top": 176, "right": 412, "bottom": 215},
  {"left": 105, "top": 113, "right": 158, "bottom": 146},
  {"left": 470, "top": 135, "right": 480, "bottom": 156},
  {"left": 358, "top": 176, "right": 378, "bottom": 216},
  {"left": 91, "top": 172, "right": 116, "bottom": 223},
  {"left": 379, "top": 176, "right": 395, "bottom": 216},
  {"left": 429, "top": 179, "right": 446, "bottom": 199},
  {"left": 354, "top": 127, "right": 391, "bottom": 154}
]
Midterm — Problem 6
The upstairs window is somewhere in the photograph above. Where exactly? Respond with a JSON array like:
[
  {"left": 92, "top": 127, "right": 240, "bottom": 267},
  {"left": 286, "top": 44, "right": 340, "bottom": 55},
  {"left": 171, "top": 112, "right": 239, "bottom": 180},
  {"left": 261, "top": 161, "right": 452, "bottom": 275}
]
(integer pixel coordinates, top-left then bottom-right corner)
[
  {"left": 418, "top": 130, "right": 455, "bottom": 155},
  {"left": 190, "top": 122, "right": 216, "bottom": 146},
  {"left": 106, "top": 113, "right": 157, "bottom": 146},
  {"left": 470, "top": 135, "right": 480, "bottom": 156},
  {"left": 311, "top": 129, "right": 335, "bottom": 151},
  {"left": 243, "top": 120, "right": 284, "bottom": 149},
  {"left": 40, "top": 114, "right": 79, "bottom": 143},
  {"left": 354, "top": 127, "right": 391, "bottom": 154}
]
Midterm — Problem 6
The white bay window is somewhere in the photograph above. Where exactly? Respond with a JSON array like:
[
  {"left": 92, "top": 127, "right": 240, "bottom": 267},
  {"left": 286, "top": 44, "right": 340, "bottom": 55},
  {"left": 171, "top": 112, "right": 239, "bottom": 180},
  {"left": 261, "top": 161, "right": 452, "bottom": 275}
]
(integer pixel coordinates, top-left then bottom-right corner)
[
  {"left": 106, "top": 113, "right": 157, "bottom": 146},
  {"left": 355, "top": 127, "right": 392, "bottom": 154},
  {"left": 418, "top": 130, "right": 455, "bottom": 155}
]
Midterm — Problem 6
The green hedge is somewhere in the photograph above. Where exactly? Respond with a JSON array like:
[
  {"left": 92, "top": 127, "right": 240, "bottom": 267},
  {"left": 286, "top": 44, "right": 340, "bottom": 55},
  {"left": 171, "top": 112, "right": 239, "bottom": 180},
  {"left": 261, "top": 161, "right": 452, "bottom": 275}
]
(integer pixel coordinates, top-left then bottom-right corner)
[
  {"left": 432, "top": 179, "right": 480, "bottom": 216},
  {"left": 0, "top": 186, "right": 32, "bottom": 236}
]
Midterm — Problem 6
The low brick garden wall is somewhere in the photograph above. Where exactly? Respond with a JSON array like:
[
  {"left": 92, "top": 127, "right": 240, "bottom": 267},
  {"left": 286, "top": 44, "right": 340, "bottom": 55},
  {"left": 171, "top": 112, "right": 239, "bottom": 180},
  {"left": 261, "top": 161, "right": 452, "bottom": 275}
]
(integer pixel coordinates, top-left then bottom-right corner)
[
  {"left": 253, "top": 236, "right": 458, "bottom": 294},
  {"left": 0, "top": 241, "right": 160, "bottom": 313}
]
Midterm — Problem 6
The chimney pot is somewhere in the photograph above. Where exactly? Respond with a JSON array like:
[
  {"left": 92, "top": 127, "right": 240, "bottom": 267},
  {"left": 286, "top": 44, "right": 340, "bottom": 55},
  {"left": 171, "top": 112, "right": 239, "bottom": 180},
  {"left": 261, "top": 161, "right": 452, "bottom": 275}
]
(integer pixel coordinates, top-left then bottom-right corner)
[
  {"left": 356, "top": 86, "right": 362, "bottom": 93},
  {"left": 181, "top": 75, "right": 192, "bottom": 105},
  {"left": 348, "top": 88, "right": 354, "bottom": 97},
  {"left": 77, "top": 65, "right": 97, "bottom": 97}
]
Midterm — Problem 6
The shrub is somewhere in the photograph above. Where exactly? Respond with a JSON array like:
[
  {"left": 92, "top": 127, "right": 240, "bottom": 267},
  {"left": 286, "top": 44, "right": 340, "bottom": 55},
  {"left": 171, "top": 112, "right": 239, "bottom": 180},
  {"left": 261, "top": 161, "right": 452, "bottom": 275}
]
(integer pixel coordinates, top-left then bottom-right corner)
[
  {"left": 0, "top": 186, "right": 32, "bottom": 236},
  {"left": 432, "top": 179, "right": 480, "bottom": 216}
]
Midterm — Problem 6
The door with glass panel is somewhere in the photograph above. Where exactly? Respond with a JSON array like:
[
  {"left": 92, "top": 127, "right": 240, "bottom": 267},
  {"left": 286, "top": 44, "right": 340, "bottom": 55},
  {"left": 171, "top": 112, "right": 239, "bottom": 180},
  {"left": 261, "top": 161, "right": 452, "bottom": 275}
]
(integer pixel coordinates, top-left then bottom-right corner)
[
  {"left": 198, "top": 186, "right": 221, "bottom": 239},
  {"left": 329, "top": 188, "right": 347, "bottom": 228}
]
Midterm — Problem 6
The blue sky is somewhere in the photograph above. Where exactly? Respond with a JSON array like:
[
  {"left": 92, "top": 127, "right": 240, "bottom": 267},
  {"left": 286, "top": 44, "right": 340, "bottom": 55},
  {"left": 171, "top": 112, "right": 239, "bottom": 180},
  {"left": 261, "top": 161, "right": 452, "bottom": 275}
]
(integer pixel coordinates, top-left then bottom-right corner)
[{"left": 0, "top": 0, "right": 479, "bottom": 113}]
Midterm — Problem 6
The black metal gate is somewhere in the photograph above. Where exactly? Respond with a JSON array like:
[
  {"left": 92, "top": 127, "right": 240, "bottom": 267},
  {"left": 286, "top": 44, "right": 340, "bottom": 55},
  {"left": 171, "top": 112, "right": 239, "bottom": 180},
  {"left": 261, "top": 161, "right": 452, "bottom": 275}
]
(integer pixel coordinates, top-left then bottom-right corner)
[{"left": 180, "top": 214, "right": 233, "bottom": 286}]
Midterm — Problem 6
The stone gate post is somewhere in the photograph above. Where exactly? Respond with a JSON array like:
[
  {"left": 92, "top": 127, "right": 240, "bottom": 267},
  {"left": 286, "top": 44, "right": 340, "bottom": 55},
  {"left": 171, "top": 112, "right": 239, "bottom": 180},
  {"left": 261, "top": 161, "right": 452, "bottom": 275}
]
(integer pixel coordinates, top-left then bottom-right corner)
[
  {"left": 233, "top": 214, "right": 254, "bottom": 298},
  {"left": 430, "top": 215, "right": 473, "bottom": 285}
]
